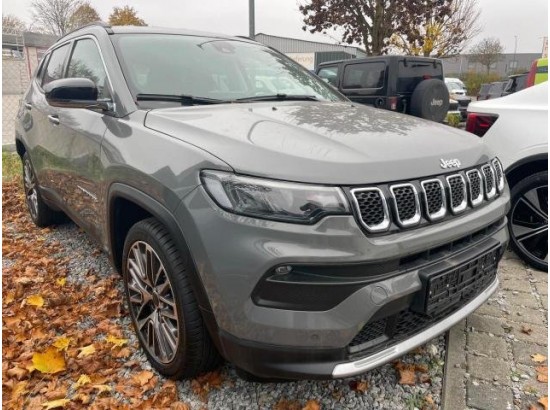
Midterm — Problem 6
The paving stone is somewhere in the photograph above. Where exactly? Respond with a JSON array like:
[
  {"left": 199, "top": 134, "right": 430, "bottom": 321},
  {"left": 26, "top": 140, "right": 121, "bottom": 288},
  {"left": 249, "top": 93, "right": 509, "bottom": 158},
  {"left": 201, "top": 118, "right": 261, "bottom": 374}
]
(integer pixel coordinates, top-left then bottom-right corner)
[
  {"left": 541, "top": 296, "right": 548, "bottom": 310},
  {"left": 475, "top": 301, "right": 506, "bottom": 318},
  {"left": 500, "top": 278, "right": 533, "bottom": 293},
  {"left": 512, "top": 340, "right": 548, "bottom": 366},
  {"left": 507, "top": 305, "right": 547, "bottom": 325},
  {"left": 517, "top": 363, "right": 549, "bottom": 397},
  {"left": 501, "top": 290, "right": 541, "bottom": 309},
  {"left": 531, "top": 270, "right": 548, "bottom": 284},
  {"left": 467, "top": 313, "right": 508, "bottom": 336},
  {"left": 468, "top": 332, "right": 508, "bottom": 358},
  {"left": 443, "top": 322, "right": 467, "bottom": 410},
  {"left": 467, "top": 355, "right": 511, "bottom": 385},
  {"left": 535, "top": 281, "right": 548, "bottom": 296},
  {"left": 466, "top": 381, "right": 513, "bottom": 410},
  {"left": 511, "top": 323, "right": 548, "bottom": 345}
]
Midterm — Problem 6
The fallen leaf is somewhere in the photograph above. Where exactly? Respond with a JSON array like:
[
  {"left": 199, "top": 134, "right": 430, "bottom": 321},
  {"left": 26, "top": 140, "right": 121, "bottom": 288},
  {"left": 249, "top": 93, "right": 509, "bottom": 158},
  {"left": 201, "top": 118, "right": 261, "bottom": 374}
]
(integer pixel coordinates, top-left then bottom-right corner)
[
  {"left": 42, "top": 398, "right": 71, "bottom": 409},
  {"left": 92, "top": 384, "right": 112, "bottom": 394},
  {"left": 75, "top": 374, "right": 91, "bottom": 388},
  {"left": 536, "top": 366, "right": 548, "bottom": 383},
  {"left": 12, "top": 380, "right": 28, "bottom": 400},
  {"left": 302, "top": 399, "right": 321, "bottom": 410},
  {"left": 32, "top": 347, "right": 66, "bottom": 374},
  {"left": 415, "top": 363, "right": 429, "bottom": 373},
  {"left": 55, "top": 277, "right": 66, "bottom": 286},
  {"left": 4, "top": 292, "right": 15, "bottom": 305},
  {"left": 77, "top": 344, "right": 95, "bottom": 358},
  {"left": 105, "top": 334, "right": 128, "bottom": 349},
  {"left": 273, "top": 399, "right": 302, "bottom": 410},
  {"left": 170, "top": 403, "right": 191, "bottom": 410},
  {"left": 396, "top": 364, "right": 416, "bottom": 385},
  {"left": 522, "top": 325, "right": 533, "bottom": 335},
  {"left": 26, "top": 294, "right": 44, "bottom": 307},
  {"left": 133, "top": 370, "right": 154, "bottom": 386},
  {"left": 53, "top": 336, "right": 71, "bottom": 351},
  {"left": 532, "top": 354, "right": 548, "bottom": 363},
  {"left": 540, "top": 396, "right": 548, "bottom": 410},
  {"left": 7, "top": 366, "right": 27, "bottom": 380},
  {"left": 349, "top": 379, "right": 368, "bottom": 393}
]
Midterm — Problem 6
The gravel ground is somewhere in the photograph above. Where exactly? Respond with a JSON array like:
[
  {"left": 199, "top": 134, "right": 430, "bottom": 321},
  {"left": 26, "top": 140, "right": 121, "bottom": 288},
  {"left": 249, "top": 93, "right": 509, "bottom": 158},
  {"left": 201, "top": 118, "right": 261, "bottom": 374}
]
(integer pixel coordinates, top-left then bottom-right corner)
[{"left": 26, "top": 219, "right": 446, "bottom": 409}]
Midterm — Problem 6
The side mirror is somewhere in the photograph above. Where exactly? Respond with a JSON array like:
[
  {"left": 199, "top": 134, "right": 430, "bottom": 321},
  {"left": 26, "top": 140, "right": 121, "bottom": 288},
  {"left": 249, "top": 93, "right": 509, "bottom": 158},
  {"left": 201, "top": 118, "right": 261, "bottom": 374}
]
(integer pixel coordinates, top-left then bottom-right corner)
[{"left": 44, "top": 78, "right": 110, "bottom": 110}]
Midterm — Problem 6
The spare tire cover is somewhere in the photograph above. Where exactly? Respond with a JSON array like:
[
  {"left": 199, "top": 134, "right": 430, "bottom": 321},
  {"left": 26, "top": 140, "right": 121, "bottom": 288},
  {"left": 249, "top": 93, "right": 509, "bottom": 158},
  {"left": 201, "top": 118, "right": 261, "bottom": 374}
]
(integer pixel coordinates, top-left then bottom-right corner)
[{"left": 409, "top": 79, "right": 450, "bottom": 122}]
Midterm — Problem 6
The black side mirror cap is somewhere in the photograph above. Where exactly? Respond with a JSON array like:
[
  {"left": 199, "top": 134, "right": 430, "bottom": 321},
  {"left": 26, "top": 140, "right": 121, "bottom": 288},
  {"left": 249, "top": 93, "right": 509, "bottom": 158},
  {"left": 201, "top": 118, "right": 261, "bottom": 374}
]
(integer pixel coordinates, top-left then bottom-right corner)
[{"left": 44, "top": 78, "right": 110, "bottom": 110}]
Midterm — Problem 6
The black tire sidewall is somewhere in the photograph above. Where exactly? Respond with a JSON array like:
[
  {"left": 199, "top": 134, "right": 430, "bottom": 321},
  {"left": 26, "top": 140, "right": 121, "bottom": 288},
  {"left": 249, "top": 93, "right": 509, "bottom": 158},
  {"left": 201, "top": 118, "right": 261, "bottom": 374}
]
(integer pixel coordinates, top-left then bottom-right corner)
[
  {"left": 122, "top": 220, "right": 190, "bottom": 377},
  {"left": 508, "top": 170, "right": 548, "bottom": 271}
]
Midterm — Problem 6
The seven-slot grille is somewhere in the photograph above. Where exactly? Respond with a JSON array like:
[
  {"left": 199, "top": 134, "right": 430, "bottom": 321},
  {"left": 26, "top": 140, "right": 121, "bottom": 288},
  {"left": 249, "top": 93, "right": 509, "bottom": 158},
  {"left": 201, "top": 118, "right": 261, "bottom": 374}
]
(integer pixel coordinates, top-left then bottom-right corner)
[{"left": 351, "top": 161, "right": 503, "bottom": 233}]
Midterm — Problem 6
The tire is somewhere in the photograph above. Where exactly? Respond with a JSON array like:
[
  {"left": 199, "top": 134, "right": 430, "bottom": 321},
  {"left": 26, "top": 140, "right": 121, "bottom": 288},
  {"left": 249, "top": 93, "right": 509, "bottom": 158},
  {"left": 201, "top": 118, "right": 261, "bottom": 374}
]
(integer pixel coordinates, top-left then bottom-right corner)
[
  {"left": 409, "top": 79, "right": 450, "bottom": 123},
  {"left": 508, "top": 171, "right": 548, "bottom": 272},
  {"left": 122, "top": 218, "right": 222, "bottom": 379},
  {"left": 22, "top": 152, "right": 63, "bottom": 227}
]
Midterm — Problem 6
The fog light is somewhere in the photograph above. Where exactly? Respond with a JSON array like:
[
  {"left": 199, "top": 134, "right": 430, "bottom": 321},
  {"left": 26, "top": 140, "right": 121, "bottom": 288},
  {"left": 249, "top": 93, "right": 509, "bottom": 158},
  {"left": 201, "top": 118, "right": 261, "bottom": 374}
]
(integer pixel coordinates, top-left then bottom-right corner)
[{"left": 274, "top": 265, "right": 292, "bottom": 275}]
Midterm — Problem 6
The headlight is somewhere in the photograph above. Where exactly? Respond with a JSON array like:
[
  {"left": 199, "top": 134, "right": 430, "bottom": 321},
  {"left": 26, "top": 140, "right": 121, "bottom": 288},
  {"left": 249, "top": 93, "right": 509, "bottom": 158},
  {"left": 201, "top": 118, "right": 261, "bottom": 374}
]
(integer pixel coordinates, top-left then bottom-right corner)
[{"left": 201, "top": 170, "right": 350, "bottom": 223}]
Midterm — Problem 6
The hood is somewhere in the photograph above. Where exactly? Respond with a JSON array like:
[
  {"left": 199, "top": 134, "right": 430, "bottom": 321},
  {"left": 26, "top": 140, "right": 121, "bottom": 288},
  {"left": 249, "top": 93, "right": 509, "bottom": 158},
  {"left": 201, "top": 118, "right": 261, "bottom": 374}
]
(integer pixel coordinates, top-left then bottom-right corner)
[{"left": 145, "top": 101, "right": 493, "bottom": 185}]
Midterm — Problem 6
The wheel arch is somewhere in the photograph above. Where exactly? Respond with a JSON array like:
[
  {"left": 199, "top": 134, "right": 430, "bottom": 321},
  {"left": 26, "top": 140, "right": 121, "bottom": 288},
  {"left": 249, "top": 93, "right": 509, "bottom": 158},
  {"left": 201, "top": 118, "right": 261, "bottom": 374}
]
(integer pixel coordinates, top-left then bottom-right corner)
[{"left": 505, "top": 153, "right": 548, "bottom": 189}]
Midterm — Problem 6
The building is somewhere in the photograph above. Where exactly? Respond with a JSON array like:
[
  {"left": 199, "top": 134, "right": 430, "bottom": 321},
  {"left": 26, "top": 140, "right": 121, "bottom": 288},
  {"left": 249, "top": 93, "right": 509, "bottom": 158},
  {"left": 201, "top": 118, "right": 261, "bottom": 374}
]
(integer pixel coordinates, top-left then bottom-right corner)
[
  {"left": 442, "top": 53, "right": 541, "bottom": 78},
  {"left": 254, "top": 33, "right": 367, "bottom": 70}
]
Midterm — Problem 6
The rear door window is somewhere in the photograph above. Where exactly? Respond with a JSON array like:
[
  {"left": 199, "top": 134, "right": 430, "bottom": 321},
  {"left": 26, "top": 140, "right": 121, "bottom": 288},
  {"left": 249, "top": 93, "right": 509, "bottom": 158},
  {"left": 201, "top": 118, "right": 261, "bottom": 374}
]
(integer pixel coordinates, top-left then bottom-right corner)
[
  {"left": 41, "top": 43, "right": 71, "bottom": 87},
  {"left": 317, "top": 66, "right": 339, "bottom": 87},
  {"left": 397, "top": 60, "right": 443, "bottom": 93},
  {"left": 342, "top": 62, "right": 385, "bottom": 89}
]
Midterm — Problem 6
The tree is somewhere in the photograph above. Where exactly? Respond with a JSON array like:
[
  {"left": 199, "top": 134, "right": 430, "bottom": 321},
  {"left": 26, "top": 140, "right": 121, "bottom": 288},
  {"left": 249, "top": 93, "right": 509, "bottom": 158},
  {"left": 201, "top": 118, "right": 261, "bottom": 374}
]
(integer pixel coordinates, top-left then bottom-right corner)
[
  {"left": 30, "top": 0, "right": 83, "bottom": 35},
  {"left": 68, "top": 1, "right": 101, "bottom": 31},
  {"left": 389, "top": 0, "right": 481, "bottom": 58},
  {"left": 108, "top": 6, "right": 146, "bottom": 26},
  {"left": 469, "top": 37, "right": 504, "bottom": 74},
  {"left": 299, "top": 0, "right": 414, "bottom": 56},
  {"left": 2, "top": 14, "right": 28, "bottom": 34}
]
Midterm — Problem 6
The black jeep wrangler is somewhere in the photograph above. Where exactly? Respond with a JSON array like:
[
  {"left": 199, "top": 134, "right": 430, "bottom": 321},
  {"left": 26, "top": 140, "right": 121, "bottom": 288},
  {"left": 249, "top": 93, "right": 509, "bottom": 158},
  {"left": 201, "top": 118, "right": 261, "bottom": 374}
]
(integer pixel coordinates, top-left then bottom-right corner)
[{"left": 316, "top": 55, "right": 450, "bottom": 123}]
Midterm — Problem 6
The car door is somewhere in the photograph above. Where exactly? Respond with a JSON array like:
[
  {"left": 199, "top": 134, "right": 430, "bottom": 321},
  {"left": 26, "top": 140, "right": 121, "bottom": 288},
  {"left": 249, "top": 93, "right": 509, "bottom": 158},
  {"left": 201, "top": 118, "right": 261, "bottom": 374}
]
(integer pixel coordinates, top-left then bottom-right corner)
[{"left": 56, "top": 37, "right": 111, "bottom": 239}]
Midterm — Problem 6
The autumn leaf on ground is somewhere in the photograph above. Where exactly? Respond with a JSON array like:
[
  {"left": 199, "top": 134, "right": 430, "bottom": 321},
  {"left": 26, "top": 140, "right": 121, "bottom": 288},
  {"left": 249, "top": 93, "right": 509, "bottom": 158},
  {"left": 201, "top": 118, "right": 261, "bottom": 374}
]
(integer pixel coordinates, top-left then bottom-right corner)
[
  {"left": 4, "top": 292, "right": 15, "bottom": 305},
  {"left": 26, "top": 294, "right": 44, "bottom": 307},
  {"left": 536, "top": 366, "right": 548, "bottom": 383},
  {"left": 394, "top": 361, "right": 416, "bottom": 385},
  {"left": 53, "top": 336, "right": 71, "bottom": 351},
  {"left": 42, "top": 398, "right": 71, "bottom": 409},
  {"left": 170, "top": 403, "right": 191, "bottom": 410},
  {"left": 539, "top": 396, "right": 548, "bottom": 410},
  {"left": 132, "top": 370, "right": 154, "bottom": 386},
  {"left": 522, "top": 325, "right": 534, "bottom": 335},
  {"left": 532, "top": 354, "right": 548, "bottom": 363},
  {"left": 302, "top": 399, "right": 321, "bottom": 410},
  {"left": 75, "top": 374, "right": 91, "bottom": 388},
  {"left": 12, "top": 380, "right": 28, "bottom": 401},
  {"left": 273, "top": 399, "right": 303, "bottom": 410},
  {"left": 32, "top": 347, "right": 66, "bottom": 374},
  {"left": 349, "top": 379, "right": 368, "bottom": 393},
  {"left": 191, "top": 370, "right": 224, "bottom": 402},
  {"left": 105, "top": 334, "right": 128, "bottom": 349},
  {"left": 77, "top": 344, "right": 95, "bottom": 358},
  {"left": 92, "top": 384, "right": 112, "bottom": 394},
  {"left": 55, "top": 277, "right": 66, "bottom": 286}
]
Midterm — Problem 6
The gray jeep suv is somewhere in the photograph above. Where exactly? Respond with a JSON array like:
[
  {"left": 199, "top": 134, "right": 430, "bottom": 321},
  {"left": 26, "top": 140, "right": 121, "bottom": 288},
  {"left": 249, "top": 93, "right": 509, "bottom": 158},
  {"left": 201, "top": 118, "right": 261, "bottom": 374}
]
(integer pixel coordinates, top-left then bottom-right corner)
[{"left": 16, "top": 24, "right": 510, "bottom": 380}]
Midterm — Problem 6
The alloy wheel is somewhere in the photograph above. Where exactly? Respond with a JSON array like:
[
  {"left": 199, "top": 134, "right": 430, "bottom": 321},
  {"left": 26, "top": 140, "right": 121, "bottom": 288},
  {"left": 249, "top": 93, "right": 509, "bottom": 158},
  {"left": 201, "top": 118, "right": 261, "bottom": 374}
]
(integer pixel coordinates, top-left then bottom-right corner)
[
  {"left": 510, "top": 184, "right": 548, "bottom": 268},
  {"left": 126, "top": 241, "right": 180, "bottom": 364},
  {"left": 23, "top": 158, "right": 39, "bottom": 220}
]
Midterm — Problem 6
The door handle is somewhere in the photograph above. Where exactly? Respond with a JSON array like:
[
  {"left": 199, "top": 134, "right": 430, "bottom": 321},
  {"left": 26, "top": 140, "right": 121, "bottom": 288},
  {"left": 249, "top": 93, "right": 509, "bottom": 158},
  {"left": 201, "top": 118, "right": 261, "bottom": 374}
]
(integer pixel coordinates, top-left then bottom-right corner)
[
  {"left": 24, "top": 102, "right": 32, "bottom": 110},
  {"left": 47, "top": 115, "right": 60, "bottom": 125}
]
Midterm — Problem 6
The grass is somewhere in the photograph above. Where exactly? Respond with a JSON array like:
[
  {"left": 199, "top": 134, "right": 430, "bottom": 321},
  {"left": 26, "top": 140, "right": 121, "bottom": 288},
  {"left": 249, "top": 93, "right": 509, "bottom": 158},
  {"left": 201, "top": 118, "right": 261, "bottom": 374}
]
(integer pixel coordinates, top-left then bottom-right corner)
[{"left": 2, "top": 151, "right": 21, "bottom": 181}]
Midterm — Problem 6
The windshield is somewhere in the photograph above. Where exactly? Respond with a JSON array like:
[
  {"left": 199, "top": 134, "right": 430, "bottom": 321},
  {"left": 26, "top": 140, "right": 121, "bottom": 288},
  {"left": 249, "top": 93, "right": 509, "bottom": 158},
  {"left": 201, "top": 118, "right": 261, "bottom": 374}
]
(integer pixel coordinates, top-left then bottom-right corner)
[
  {"left": 111, "top": 34, "right": 345, "bottom": 106},
  {"left": 446, "top": 82, "right": 463, "bottom": 91}
]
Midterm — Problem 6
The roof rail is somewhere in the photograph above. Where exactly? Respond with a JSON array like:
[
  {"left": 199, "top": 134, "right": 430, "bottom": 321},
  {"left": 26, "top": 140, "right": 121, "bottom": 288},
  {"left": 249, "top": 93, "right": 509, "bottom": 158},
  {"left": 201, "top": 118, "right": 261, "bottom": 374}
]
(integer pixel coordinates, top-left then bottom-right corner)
[{"left": 57, "top": 21, "right": 112, "bottom": 42}]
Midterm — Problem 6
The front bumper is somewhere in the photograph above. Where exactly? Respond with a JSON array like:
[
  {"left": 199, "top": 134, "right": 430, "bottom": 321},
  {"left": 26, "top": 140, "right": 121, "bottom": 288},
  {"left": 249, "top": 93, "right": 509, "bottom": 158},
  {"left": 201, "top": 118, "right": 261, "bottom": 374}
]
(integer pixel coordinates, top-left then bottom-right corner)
[{"left": 175, "top": 185, "right": 509, "bottom": 379}]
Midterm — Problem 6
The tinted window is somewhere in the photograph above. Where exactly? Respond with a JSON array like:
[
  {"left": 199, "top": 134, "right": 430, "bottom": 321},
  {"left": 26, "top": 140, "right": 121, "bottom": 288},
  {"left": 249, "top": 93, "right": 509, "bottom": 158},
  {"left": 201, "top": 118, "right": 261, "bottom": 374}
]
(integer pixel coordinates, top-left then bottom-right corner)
[
  {"left": 42, "top": 43, "right": 70, "bottom": 87},
  {"left": 111, "top": 34, "right": 343, "bottom": 105},
  {"left": 342, "top": 62, "right": 385, "bottom": 89},
  {"left": 397, "top": 60, "right": 443, "bottom": 93},
  {"left": 35, "top": 53, "right": 50, "bottom": 83},
  {"left": 317, "top": 66, "right": 339, "bottom": 86},
  {"left": 67, "top": 39, "right": 111, "bottom": 99}
]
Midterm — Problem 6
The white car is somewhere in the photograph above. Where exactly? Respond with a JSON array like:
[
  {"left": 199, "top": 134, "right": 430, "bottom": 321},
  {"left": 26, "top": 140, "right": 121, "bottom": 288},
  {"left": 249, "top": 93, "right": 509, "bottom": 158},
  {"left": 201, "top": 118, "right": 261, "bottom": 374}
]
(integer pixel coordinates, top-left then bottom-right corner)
[
  {"left": 466, "top": 83, "right": 548, "bottom": 271},
  {"left": 445, "top": 77, "right": 467, "bottom": 93}
]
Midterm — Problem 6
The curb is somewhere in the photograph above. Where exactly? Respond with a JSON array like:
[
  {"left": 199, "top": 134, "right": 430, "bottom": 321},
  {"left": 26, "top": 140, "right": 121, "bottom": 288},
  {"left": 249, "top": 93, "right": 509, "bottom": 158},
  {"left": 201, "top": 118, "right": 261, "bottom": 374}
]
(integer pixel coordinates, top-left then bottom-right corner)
[{"left": 441, "top": 320, "right": 467, "bottom": 409}]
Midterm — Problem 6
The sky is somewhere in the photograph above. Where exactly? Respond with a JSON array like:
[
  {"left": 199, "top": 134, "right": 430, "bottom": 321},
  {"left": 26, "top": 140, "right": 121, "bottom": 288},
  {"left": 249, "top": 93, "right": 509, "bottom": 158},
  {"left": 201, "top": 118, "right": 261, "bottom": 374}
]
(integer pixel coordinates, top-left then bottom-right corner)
[{"left": 2, "top": 0, "right": 548, "bottom": 54}]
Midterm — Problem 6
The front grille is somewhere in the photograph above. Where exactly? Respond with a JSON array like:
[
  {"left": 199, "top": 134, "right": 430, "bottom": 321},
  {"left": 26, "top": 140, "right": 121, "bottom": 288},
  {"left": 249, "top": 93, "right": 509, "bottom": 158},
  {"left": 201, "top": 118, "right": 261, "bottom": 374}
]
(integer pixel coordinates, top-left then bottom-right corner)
[
  {"left": 348, "top": 246, "right": 501, "bottom": 355},
  {"left": 350, "top": 160, "right": 503, "bottom": 234},
  {"left": 492, "top": 159, "right": 504, "bottom": 192},
  {"left": 458, "top": 99, "right": 470, "bottom": 107},
  {"left": 390, "top": 184, "right": 420, "bottom": 226},
  {"left": 466, "top": 169, "right": 483, "bottom": 207},
  {"left": 482, "top": 164, "right": 496, "bottom": 199},
  {"left": 446, "top": 174, "right": 467, "bottom": 213}
]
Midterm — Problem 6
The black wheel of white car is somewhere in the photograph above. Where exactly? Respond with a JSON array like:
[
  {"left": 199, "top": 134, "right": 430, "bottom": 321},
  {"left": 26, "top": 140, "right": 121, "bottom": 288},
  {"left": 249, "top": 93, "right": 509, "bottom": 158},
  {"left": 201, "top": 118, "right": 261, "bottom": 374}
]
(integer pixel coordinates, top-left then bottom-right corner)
[
  {"left": 509, "top": 171, "right": 548, "bottom": 272},
  {"left": 22, "top": 152, "right": 62, "bottom": 227},
  {"left": 122, "top": 218, "right": 222, "bottom": 378}
]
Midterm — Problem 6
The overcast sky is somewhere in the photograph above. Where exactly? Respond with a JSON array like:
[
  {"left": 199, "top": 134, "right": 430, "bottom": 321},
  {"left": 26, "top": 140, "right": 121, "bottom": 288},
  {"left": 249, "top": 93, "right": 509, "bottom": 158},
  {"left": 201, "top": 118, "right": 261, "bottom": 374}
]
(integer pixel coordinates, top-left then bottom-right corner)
[{"left": 2, "top": 0, "right": 548, "bottom": 53}]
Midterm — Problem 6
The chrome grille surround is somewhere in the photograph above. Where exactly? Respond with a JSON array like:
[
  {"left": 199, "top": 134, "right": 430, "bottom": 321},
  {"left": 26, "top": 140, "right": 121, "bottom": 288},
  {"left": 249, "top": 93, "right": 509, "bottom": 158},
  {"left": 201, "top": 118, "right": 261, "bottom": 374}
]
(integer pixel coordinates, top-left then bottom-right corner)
[
  {"left": 390, "top": 183, "right": 421, "bottom": 227},
  {"left": 420, "top": 179, "right": 446, "bottom": 221},
  {"left": 350, "top": 187, "right": 390, "bottom": 233},
  {"left": 492, "top": 158, "right": 505, "bottom": 192},
  {"left": 445, "top": 174, "right": 468, "bottom": 214},
  {"left": 466, "top": 169, "right": 484, "bottom": 207},
  {"left": 481, "top": 164, "right": 497, "bottom": 199}
]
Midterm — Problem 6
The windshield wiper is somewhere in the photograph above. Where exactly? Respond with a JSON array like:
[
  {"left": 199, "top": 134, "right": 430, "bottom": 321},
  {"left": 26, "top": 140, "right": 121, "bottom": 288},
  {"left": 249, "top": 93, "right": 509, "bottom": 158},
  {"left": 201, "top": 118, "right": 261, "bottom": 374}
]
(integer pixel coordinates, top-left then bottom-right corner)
[
  {"left": 235, "top": 94, "right": 319, "bottom": 103},
  {"left": 136, "top": 93, "right": 230, "bottom": 105}
]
